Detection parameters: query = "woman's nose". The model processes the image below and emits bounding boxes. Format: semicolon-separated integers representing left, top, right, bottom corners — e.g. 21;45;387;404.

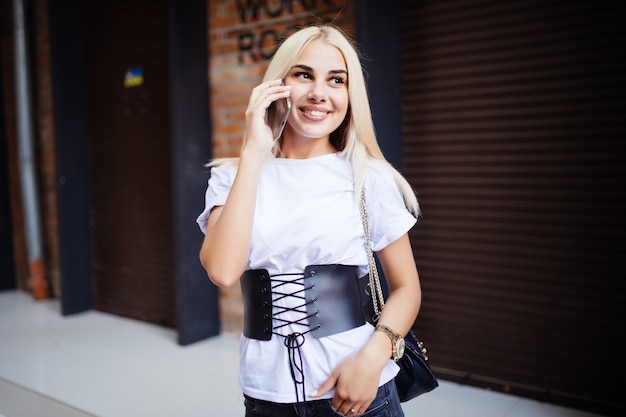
307;81;327;102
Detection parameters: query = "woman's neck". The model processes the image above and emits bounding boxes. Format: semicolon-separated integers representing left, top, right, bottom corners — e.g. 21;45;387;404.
279;137;337;159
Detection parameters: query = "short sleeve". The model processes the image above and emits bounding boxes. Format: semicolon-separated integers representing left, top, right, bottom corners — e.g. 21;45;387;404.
196;163;237;234
363;163;417;251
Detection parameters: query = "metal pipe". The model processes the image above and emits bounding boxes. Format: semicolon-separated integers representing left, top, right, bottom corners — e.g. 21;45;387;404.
12;0;49;299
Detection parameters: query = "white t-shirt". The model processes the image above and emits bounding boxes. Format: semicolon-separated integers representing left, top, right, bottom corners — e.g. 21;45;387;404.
196;152;417;403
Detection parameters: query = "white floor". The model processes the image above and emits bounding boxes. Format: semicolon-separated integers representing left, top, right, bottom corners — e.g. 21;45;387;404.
0;289;607;417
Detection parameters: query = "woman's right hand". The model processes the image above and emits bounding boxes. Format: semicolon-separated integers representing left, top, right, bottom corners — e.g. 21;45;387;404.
242;79;291;157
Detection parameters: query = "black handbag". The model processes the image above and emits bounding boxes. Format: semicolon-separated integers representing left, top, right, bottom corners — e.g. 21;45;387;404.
359;191;439;402
395;330;439;401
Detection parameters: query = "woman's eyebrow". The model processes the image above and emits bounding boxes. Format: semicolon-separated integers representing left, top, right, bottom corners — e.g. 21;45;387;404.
292;64;313;71
291;64;348;75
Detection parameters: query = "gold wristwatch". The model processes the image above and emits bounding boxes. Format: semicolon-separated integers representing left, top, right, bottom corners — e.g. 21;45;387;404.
375;324;405;362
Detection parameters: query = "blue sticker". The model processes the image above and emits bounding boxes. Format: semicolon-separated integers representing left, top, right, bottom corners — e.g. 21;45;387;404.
124;67;144;87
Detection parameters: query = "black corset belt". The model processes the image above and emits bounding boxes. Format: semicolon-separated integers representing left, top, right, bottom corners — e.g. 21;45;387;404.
240;264;371;404
240;264;369;341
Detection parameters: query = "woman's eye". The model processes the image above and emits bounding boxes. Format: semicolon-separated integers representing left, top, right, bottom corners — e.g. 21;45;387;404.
329;76;345;85
294;71;312;80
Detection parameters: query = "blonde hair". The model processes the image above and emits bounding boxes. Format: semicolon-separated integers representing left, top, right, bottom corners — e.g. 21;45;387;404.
212;24;419;215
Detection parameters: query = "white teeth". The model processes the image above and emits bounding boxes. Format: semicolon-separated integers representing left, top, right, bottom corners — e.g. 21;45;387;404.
305;110;327;117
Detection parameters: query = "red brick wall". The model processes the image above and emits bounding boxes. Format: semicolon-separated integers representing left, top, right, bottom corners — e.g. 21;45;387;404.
1;0;59;296
207;0;354;334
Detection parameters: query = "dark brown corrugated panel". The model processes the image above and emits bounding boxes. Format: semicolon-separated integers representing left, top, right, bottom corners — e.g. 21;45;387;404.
401;0;625;415
84;0;175;327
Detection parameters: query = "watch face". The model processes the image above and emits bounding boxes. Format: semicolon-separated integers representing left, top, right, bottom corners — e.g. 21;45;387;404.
396;339;406;359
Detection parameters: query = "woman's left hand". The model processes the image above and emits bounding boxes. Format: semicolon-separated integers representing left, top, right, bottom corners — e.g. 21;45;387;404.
312;234;421;415
311;345;388;416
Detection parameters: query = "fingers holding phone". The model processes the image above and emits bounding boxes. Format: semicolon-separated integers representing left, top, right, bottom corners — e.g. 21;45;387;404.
244;79;291;153
267;86;292;141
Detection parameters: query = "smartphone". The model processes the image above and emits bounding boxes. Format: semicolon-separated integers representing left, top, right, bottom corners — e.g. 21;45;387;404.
267;83;291;141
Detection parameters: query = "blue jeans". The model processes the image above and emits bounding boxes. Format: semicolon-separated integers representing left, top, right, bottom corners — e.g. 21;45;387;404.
243;379;404;417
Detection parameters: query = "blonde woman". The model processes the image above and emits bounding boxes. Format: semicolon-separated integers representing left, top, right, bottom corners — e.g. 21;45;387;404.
198;24;421;417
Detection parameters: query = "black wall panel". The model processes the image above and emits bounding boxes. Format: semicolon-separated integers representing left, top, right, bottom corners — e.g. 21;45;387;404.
401;1;625;415
84;0;175;327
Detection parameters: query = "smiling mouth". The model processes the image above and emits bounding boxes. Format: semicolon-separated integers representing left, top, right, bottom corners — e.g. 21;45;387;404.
302;109;330;117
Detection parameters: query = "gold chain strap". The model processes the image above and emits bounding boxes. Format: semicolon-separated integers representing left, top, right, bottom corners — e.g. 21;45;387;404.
359;190;386;320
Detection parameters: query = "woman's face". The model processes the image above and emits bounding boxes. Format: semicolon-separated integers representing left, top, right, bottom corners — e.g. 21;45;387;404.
283;39;349;144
